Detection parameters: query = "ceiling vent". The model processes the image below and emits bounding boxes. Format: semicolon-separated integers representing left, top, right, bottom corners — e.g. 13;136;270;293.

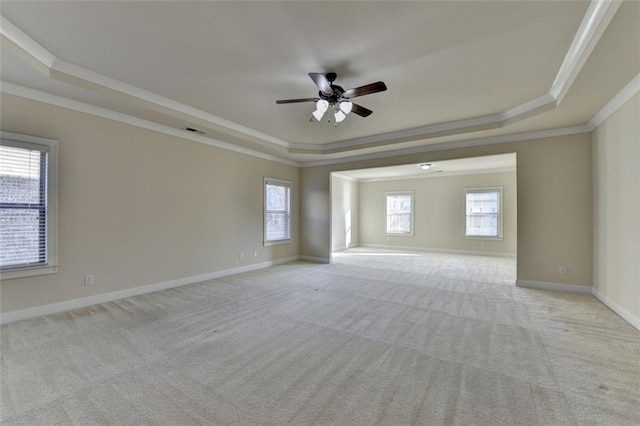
184;127;206;135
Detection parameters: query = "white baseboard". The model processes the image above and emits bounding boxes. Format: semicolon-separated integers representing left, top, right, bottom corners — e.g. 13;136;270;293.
591;288;640;332
299;256;331;264
0;256;299;324
332;244;359;253
361;243;517;258
516;279;592;294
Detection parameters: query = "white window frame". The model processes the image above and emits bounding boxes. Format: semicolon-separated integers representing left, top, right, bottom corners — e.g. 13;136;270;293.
264;177;292;246
385;191;414;236
464;186;503;240
0;131;58;280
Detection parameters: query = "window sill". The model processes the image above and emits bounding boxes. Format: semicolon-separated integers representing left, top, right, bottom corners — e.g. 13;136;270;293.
264;239;291;247
386;233;414;237
0;265;58;280
464;236;503;241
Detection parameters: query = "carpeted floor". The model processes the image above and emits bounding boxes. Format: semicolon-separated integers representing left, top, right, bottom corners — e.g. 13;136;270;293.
1;248;639;425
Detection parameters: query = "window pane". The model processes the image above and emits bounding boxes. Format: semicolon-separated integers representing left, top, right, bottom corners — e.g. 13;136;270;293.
266;212;289;241
265;180;291;242
466;214;498;236
0;145;48;268
386;193;412;234
0;209;43;266
266;184;286;210
465;189;501;237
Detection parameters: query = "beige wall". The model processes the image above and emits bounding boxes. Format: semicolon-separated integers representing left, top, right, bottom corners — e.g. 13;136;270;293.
302;132;592;286
0;94;300;313
0;92;600;315
592;92;639;323
358;172;517;256
331;175;359;251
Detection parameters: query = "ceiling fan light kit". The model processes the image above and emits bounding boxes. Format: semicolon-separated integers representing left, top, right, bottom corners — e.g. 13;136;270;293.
276;72;387;125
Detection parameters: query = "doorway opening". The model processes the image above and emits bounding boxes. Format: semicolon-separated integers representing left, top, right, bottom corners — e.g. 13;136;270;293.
330;153;517;285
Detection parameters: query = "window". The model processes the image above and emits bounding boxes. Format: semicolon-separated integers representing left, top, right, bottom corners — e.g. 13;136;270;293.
264;178;291;244
386;191;414;235
1;132;58;279
465;187;502;239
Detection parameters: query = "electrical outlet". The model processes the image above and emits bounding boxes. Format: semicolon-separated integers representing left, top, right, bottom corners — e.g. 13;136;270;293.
559;266;567;275
84;274;94;285
239;252;244;260
253;251;258;258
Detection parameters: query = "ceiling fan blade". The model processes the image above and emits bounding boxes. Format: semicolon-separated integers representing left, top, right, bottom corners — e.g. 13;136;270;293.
351;103;373;117
343;81;387;99
309;73;334;95
275;98;319;104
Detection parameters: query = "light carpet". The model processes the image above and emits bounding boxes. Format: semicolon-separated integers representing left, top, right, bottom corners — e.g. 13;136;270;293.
1;248;639;425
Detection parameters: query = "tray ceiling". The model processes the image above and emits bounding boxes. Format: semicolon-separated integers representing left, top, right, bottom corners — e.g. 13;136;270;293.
0;1;638;164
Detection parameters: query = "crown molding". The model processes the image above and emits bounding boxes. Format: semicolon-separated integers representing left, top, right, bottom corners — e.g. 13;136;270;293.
0;16;55;68
292;0;618;155
301;125;591;168
331;172;359;182
550;0;623;104
0;82;300;167
353;167;517;183
0;15;292;151
589;72;640;129
0;0;625;162
5;74;635;170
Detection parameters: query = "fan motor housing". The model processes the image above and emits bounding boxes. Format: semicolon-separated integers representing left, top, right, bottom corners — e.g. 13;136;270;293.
319;85;345;105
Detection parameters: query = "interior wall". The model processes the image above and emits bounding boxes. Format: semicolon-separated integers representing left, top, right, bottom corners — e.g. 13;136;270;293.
331;175;359;251
358;171;517;256
592;91;639;325
0;94;300;314
301;132;592;286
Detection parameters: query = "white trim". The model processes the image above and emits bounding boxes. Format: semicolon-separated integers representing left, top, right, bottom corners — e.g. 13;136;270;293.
0;14;291;150
315;113;504;154
264;177;293;245
500;94;556;123
549;0;623;104
1;82;299;167
354;167;516;183
299;256;331;264
591;288;640;332
589;73;640;129
464;187;503;240
50;59;290;149
360;244;516;258
281;0;622;157
0;256;299;324
302;125;591;168
0;16;56;68
385;191;415;236
0;2;622;162
516;279;592;294
0;131;59;280
331;172;358;182
0;265;58;280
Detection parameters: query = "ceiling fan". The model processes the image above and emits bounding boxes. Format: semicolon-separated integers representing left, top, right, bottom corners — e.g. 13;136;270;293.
276;72;387;124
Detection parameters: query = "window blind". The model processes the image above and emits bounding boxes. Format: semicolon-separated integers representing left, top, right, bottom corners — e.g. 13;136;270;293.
0;144;49;269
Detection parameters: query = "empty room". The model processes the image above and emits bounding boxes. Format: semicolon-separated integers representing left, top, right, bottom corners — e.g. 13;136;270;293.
1;1;638;425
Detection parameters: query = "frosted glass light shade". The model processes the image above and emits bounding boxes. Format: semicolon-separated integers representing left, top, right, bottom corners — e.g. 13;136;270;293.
339;101;353;114
312;109;326;121
334;110;346;123
316;99;329;112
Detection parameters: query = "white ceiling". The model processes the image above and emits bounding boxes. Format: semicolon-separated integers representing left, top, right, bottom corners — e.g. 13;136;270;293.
0;1;638;164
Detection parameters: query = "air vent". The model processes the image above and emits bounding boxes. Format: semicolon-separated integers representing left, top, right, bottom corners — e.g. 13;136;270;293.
184;127;206;135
